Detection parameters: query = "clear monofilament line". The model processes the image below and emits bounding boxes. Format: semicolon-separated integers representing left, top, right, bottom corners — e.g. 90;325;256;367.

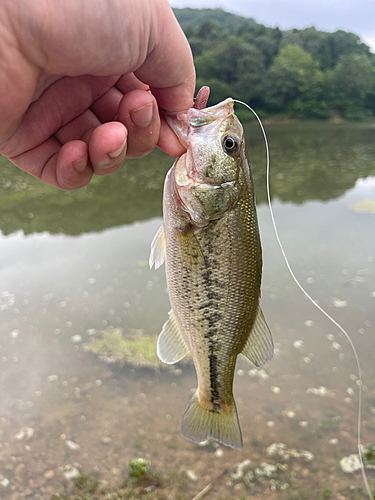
233;99;372;500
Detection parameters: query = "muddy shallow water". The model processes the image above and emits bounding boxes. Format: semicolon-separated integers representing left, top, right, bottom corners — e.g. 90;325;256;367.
0;122;374;499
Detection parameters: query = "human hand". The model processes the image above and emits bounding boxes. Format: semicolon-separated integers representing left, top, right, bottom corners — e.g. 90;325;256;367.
0;0;195;189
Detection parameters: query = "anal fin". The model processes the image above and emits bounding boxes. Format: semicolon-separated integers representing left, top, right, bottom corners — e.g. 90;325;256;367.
241;306;273;367
157;310;189;364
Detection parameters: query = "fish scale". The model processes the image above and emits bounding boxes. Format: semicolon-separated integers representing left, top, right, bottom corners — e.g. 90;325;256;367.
150;92;273;449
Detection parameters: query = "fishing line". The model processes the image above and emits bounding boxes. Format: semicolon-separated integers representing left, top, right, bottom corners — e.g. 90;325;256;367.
233;98;372;500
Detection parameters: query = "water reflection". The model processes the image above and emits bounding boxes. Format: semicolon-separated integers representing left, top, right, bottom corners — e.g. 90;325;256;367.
0;123;374;499
0;123;374;236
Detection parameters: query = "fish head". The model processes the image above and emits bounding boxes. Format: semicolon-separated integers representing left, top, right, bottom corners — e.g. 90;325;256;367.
165;99;249;226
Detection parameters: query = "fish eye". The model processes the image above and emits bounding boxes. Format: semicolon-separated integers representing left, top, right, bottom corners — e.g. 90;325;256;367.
222;134;239;155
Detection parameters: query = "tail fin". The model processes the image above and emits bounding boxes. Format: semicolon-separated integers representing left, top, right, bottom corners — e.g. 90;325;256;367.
181;392;243;450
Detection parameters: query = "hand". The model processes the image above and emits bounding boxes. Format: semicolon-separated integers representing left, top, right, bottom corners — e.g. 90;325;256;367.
0;0;195;189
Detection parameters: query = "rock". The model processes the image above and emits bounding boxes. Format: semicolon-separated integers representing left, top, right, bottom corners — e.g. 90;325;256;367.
10;330;20;339
306;386;334;397
65;440;81;451
186;470;197;481
71;335;83;343
332;298;348;308
64;467;80;480
47;375;59;382
293;340;304;349
25;428;34;441
101;436;112;445
15;464;25;475
215;448;224;457
244;461;289;490
231;459;252;480
15;431;25;441
21;488;33;497
44;470;55;479
267;442;314;461
340;454;362;473
0;477;9;487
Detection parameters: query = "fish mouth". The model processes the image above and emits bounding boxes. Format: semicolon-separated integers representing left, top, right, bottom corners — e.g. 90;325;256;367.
163;98;235;148
187;98;234;128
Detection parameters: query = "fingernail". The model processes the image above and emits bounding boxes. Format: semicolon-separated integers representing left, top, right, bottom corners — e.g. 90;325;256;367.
73;153;88;172
109;138;127;159
131;102;153;128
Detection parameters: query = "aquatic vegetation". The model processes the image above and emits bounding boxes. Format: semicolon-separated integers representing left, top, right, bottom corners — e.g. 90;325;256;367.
365;445;375;466
128;458;149;479
74;472;100;493
350;199;375;214
243;461;289;491
84;328;162;368
50;459;189;500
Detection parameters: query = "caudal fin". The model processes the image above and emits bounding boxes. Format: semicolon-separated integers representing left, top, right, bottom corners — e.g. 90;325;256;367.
181;392;243;450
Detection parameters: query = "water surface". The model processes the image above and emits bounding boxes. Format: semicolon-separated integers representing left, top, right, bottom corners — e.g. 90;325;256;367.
0;122;374;499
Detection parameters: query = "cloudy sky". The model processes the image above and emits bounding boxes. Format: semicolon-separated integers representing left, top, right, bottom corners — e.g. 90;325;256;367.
170;0;375;51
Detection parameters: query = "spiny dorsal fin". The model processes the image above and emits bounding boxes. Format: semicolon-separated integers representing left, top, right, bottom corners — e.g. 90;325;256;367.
157;310;189;364
241;306;273;367
149;225;166;270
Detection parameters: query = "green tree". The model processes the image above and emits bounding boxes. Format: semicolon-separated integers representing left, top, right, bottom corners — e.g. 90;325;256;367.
266;44;328;116
195;36;266;105
332;53;375;118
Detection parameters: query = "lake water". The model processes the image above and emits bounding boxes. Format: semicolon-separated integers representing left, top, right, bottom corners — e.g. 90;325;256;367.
0;122;374;499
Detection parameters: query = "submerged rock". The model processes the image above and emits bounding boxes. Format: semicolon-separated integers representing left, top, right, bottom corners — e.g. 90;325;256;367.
231;459;252;481
341;445;375;473
267;442;314;461
244;461;288;490
307;386;335;397
0;477;9;487
84;327;190;369
84;328;160;368
65;440;81;451
186;470;197;481
64;467;80;480
340;454;362;473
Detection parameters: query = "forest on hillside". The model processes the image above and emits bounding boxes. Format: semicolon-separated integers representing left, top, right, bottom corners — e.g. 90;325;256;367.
173;8;375;120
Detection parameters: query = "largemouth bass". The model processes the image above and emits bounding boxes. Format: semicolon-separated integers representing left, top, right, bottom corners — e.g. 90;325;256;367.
149;93;273;450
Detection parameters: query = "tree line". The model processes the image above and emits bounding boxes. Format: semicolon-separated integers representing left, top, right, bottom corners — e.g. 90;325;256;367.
174;8;375;120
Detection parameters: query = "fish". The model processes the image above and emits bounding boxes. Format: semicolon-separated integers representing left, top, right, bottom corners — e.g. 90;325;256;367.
149;90;273;450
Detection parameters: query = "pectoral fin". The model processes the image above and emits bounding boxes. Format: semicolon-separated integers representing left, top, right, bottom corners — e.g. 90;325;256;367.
157;310;189;364
241;307;273;367
175;228;204;266
149;225;166;270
